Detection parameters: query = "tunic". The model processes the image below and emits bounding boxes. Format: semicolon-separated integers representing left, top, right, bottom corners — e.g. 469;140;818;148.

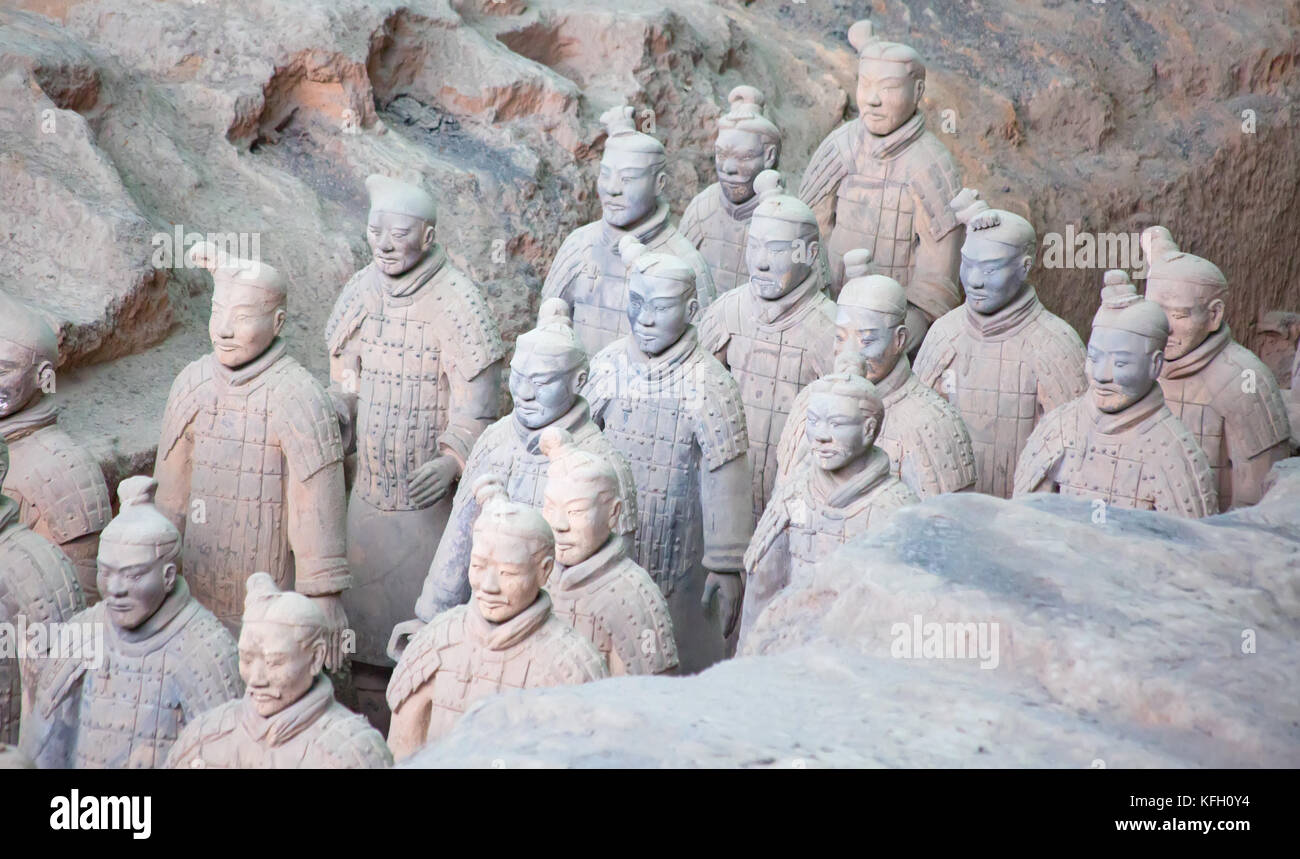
679;182;760;295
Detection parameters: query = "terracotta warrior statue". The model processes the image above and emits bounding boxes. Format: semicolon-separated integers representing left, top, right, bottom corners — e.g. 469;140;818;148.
775;249;978;497
538;427;678;676
798;20;963;350
680;85;782;294
0;437;84;745
325;175;505;720
1141;227;1291;510
166;574;392;769
22;477;242;768
742;354;918;642
542;104;716;355
0;293;111;602
914;189;1088;498
698;170;838;519
387;477;608;760
1014;272;1219;517
584;236;753;673
400;298;638;650
155;242;350;668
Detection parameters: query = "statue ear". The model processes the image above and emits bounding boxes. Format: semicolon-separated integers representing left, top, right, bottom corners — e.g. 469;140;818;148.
162;562;178;594
1207;296;1227;331
309;637;328;677
862;416;879;446
536;554;554;588
686;296;700;322
804;239;821;266
36;360;56;395
607;498;623;533
1020;253;1034;278
913;78;926;105
421;222;436;251
572;367;589;394
272;307;287;337
762;144;778;170
654;169;667;197
1150;349;1166;379
892;324;909;355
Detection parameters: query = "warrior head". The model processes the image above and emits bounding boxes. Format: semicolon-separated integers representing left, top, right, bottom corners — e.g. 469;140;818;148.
364;174;438;277
715;85;781;205
746;170;821;300
1088;270;1170;414
804;352;885;474
951;188;1037;317
599;105;667;229
1140;226;1229;361
97;476;181;632
189;240;287;370
849;20;926;137
0;293;58;418
539;427;623;568
835;249;909;382
469;475;556;623
512;299;588;430
239;572;329;717
621;236;698;356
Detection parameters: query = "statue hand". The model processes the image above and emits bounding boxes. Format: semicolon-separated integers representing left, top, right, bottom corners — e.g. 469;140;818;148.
308;594;349;672
408;455;458;508
701;571;745;639
387;619;426;663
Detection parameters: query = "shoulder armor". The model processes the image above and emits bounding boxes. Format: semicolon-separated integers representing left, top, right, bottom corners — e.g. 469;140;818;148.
796;121;857;208
534;618;610;684
891;383;979;495
695;289;742;355
0;526;83;627
1145;414;1219;518
169;606;244;719
913;308;964;391
688;352;750;470
1208;343;1292;458
429;264;508;379
164;700;240;768
1028;312;1088;412
541;223;601;301
387;607;464;711
581;341;626;423
743;479;795;574
5;427;111;544
311;706;394;768
325;267;373;357
158;356;214;462
1012;399;1074;497
594;560;679;675
907;132;964;241
677;188;712;247
267;358;345;481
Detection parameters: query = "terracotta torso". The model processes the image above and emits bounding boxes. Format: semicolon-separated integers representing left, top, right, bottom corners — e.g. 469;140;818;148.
166;677;392;769
1014;386;1218;518
679;183;760;295
388;594;608;747
548;535;678;676
776;356;978;498
416;398;639;619
23;581;241;768
914;288;1088;498
0;499;83;744
0;399;111;598
798;115;963;314
1158;326;1291;510
698;275;838;517
542;201;718;356
157;340;346;629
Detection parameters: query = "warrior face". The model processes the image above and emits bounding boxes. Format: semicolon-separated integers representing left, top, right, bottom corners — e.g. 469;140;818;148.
746;215;818;301
599;150;665;229
367;209;435;277
468;529;553;624
542;474;621;568
1087;326;1164;414
834;307;908;383
806;390;879;473
1144;280;1225;361
509;344;586;430
857;58;922;137
96;542;176;632
959;234;1032;317
627;271;697;357
239;621;324;718
209;280;285;369
0;338;50;419
715;128;776;206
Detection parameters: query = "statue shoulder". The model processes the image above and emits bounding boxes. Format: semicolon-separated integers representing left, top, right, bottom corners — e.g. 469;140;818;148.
906;131;963;239
687;349;750;470
542;222;602;299
6;426;111;542
532;616;609;684
267;357;345;479
1012;398;1076;497
309;703;395;768
428;263;508;376
169;604;243;714
325;266;376;356
159;356;215;459
595;559;678;675
1145;411;1219;517
164;700;241;768
387;606;467;711
1207;342;1291;456
797;120;859;204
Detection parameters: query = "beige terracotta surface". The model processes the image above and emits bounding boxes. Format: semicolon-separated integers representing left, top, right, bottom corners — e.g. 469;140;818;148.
328;174;505;670
0;436;84;745
1015;271;1218;517
1142;227;1292;510
155;243;351;673
776;249;977;498
0;292;110;602
386;476;606;761
166;573;392;769
539;426;678;677
914;189;1088;498
584;236;752;674
20;476;241;768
